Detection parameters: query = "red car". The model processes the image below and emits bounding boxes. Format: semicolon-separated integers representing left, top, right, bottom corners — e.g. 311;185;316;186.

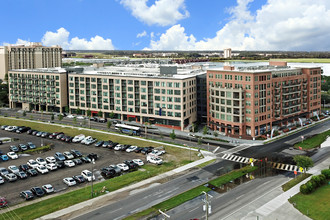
0;197;8;207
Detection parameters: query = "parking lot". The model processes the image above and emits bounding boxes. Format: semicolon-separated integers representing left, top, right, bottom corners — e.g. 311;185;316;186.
0;129;146;205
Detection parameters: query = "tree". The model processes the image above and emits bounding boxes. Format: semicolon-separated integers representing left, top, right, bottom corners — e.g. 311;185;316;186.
51;114;54;121
170;129;176;140
97;111;103;117
4;73;8;82
109;111;115;119
65;106;70;113
22;111;26;117
293;155;314;173
73;117;77;125
76;107;81;115
86;109;91;117
214;131;219;138
198;138;202;146
58;114;63;121
203;126;209;135
107;121;112;130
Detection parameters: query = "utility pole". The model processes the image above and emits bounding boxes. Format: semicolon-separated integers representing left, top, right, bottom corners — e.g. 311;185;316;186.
202;191;213;220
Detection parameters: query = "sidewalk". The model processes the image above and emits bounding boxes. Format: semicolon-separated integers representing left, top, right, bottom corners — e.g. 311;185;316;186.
37;151;216;220
242;156;330;220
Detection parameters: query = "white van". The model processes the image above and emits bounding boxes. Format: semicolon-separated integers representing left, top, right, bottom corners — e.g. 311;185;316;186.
72;134;85;143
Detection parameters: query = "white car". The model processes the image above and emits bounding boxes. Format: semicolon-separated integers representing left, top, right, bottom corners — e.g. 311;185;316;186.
126;146;138;152
5;126;13;131
63;177;77;186
36;157;47;166
72;134;85;143
27;159;39;169
7;152;18;160
66;114;75;119
149;149;166;156
0;176;4;184
81;170;95;182
147;156;163;165
63;151;74;159
114;144;122;151
42;184;54;193
45;163;57;171
117;163;129;171
36;165;49;174
64;160;75;167
81;136;93;144
8;165;19;174
132;159;144;166
45;156;56;163
76;115;86;120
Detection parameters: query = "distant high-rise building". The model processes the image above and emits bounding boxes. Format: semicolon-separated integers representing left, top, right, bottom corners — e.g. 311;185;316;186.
0;42;62;79
224;48;232;58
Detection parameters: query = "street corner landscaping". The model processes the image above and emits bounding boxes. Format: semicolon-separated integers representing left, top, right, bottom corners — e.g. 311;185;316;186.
294;129;330;150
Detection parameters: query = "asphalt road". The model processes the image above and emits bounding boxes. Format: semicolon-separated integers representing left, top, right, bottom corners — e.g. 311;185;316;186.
72;119;330;220
0;129;146;205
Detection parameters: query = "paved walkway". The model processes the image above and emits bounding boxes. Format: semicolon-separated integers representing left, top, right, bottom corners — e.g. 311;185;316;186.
242;156;330;220
37;151;216;220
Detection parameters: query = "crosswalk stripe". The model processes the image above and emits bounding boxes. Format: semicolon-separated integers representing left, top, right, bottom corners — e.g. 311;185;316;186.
232;156;238;161
284;164;289;170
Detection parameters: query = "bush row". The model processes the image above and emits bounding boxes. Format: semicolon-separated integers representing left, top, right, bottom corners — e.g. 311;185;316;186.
300;169;330;194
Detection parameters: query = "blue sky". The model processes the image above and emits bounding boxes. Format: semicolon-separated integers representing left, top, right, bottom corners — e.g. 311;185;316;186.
1;0;330;51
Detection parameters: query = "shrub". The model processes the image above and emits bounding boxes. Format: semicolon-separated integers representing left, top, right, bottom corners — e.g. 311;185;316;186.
311;176;321;187
318;174;326;185
321;169;330;179
305;181;315;193
300;184;309;194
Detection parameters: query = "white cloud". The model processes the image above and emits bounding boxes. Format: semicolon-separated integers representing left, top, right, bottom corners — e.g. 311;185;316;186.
146;0;330;51
137;31;147;38
120;0;189;26
41;27;114;50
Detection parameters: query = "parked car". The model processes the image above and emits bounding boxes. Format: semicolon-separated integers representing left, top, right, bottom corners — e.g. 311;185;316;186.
109;142;118;149
64;160;75;167
36;131;43;137
98;118;107;123
121;145;130;151
149;149;166;156
70;149;82;158
134;147;143;153
81;170;95;182
84;138;97;145
20;190;34;200
41;132;50;138
19;164;30;172
16;126;31;133
0;176;4;184
27;129;36;135
0;167;10;177
66;114;75;119
36;157;47;166
26;169;38;177
45;163;57;171
141;147;154;155
87;153;98;161
31;187;45;197
36;165;49;174
81;156;91;163
5;173;17;182
45;156;56;163
1;125;8;130
42;184;54;194
27;142;36;149
0;197;7;207
0;155;9;161
56;133;65;140
126;145;138;152
9;145;19;153
8;165;20;174
54;152;66;161
76;115;86;120
102;141;111;148
18;144;28;151
56;161;65;169
132;159;144;166
63;177;76;186
147;156;163;165
7;152;18;160
27;159;39;169
32;130;39;135
114;144;123;151
116;163;129;171
81;136;94;145
109;165;122;176
72;175;86;183
16;171;28;179
100;167;116;178
63;151;74;160
64;136;73;142
72;134;85;143
124;160;138;171
73;158;83;165
95;140;104;147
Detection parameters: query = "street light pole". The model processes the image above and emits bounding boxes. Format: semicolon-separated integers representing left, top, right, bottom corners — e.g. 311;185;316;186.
91;159;95;198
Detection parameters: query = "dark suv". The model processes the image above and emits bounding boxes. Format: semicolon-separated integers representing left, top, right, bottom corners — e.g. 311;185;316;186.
124;160;138;171
100;167;116;178
16;126;31;134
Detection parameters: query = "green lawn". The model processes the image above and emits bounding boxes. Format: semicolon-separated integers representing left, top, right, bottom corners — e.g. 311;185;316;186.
282;173;312;191
289;184;330;220
294;129;330;150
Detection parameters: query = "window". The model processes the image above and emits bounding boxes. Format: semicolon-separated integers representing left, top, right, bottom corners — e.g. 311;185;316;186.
153;81;159;86
174;105;181;110
174;90;181;95
167;82;173;87
141;88;146;93
255;76;258;81
174;82;180;88
155;96;160;101
174;97;181;102
154;89;160;94
167;89;173;95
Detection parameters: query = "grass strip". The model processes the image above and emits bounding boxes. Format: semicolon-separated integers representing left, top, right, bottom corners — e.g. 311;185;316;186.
209;166;258;187
289;184;330;220
124;185;211;220
196;159;216;168
294;129;330;149
281;173;312;192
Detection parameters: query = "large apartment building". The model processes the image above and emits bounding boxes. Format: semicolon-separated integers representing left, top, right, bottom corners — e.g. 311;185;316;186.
8;68;68;112
0;42;62;79
9;65;203;131
207;61;322;139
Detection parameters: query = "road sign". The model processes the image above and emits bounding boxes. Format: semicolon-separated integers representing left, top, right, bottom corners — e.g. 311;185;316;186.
299;167;304;172
249;158;253;163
